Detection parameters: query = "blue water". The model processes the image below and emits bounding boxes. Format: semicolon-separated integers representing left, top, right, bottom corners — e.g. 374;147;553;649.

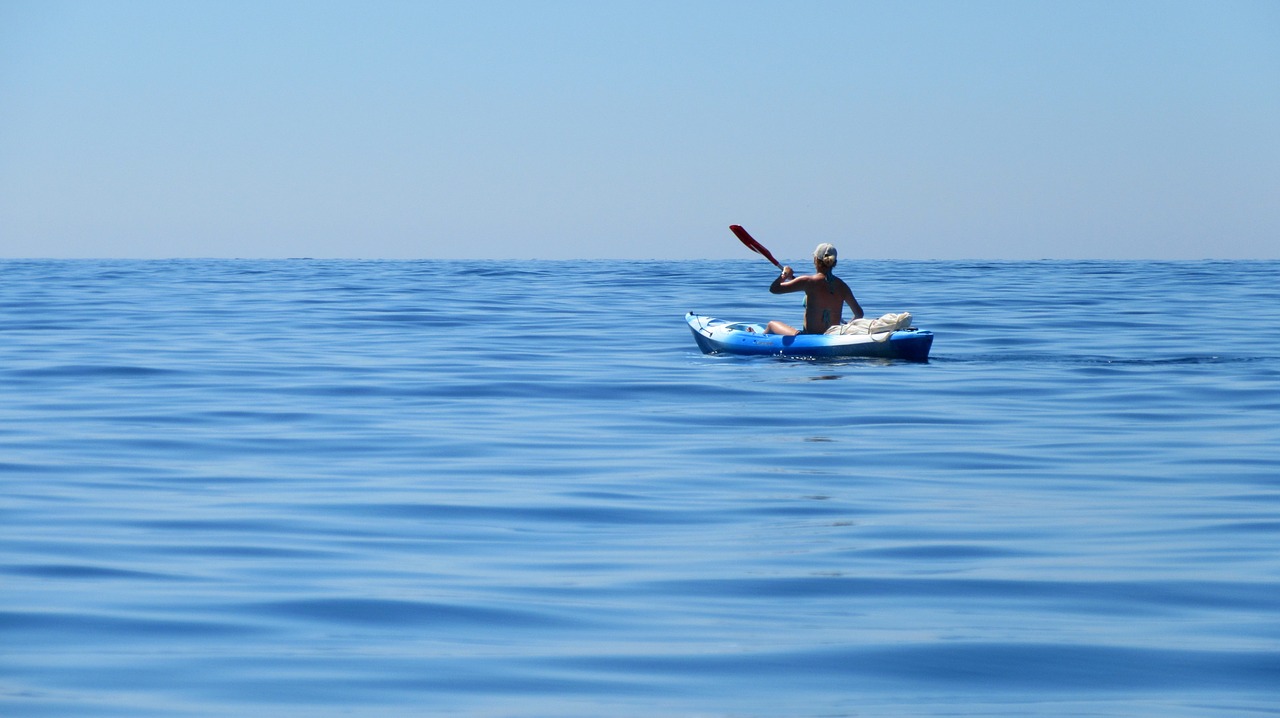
2;259;1278;717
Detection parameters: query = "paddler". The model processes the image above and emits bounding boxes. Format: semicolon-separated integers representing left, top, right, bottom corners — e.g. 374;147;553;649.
765;243;864;335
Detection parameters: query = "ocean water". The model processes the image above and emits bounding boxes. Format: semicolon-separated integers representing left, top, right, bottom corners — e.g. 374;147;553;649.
1;258;1278;717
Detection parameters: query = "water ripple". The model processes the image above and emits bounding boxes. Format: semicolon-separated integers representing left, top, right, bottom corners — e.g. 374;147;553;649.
1;259;1277;717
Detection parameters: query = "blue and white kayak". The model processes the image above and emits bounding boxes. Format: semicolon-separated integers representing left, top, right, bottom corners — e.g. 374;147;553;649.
686;312;933;361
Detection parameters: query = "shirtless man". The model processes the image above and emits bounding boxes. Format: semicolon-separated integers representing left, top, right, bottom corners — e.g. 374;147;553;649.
765;243;863;335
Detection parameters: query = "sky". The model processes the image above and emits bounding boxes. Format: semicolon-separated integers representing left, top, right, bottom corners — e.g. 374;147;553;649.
1;0;1277;260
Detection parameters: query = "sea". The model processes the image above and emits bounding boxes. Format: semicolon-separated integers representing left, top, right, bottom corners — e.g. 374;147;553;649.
1;258;1278;717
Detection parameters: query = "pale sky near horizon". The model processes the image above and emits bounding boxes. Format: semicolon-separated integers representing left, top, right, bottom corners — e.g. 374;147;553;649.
2;0;1277;260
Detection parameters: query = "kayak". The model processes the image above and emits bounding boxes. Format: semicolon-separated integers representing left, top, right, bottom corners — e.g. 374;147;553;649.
686;312;933;361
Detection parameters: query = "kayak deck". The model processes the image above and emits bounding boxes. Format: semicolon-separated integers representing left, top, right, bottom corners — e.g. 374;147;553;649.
686;312;933;361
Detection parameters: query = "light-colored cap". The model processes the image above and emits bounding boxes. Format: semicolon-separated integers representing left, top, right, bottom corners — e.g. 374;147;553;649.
813;243;837;261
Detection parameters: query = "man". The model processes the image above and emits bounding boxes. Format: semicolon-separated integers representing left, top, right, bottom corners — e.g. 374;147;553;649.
765;243;863;335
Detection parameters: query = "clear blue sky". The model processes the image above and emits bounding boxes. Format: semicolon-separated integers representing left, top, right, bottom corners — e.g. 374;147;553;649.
2;0;1277;259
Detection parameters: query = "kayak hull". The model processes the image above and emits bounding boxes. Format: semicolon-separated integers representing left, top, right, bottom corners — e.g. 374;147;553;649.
686;312;933;361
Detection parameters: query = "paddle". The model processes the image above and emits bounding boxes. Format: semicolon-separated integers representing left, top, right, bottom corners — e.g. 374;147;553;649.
729;225;783;270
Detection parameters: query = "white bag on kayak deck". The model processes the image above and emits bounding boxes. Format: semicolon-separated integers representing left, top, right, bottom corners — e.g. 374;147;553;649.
824;312;913;337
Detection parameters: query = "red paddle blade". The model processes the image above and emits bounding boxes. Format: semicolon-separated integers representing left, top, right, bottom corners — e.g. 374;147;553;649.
729;224;782;268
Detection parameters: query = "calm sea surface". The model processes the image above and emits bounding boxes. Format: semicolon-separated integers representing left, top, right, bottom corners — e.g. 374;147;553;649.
2;259;1278;717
